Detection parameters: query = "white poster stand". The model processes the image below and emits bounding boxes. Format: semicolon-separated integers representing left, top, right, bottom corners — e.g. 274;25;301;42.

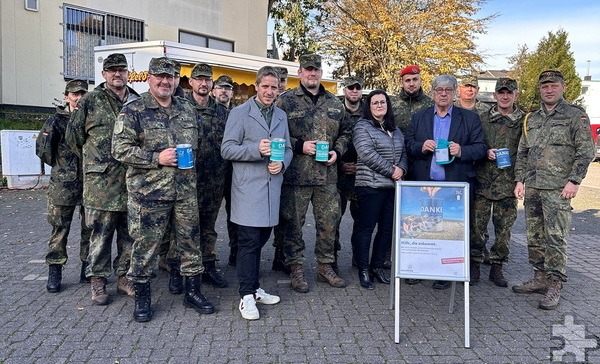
389;181;470;348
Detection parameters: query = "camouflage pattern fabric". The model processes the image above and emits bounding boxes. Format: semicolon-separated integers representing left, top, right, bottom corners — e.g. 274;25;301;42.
470;196;517;264
390;88;434;134
84;208;131;277
46;203;90;265
454;99;491;116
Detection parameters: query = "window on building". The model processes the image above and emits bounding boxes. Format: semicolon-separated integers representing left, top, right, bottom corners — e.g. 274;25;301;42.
179;30;234;52
63;5;144;82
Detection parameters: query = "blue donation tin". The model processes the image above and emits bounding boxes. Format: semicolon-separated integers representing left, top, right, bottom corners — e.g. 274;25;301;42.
315;140;329;162
495;148;511;169
176;144;194;169
270;138;286;162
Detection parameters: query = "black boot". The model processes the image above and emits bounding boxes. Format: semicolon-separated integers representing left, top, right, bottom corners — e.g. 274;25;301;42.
202;261;228;288
470;261;481;286
271;246;291;274
79;261;90;283
369;267;390;284
46;264;62;293
133;282;152;322
168;262;183;295
183;275;215;314
489;263;508;287
358;269;373;290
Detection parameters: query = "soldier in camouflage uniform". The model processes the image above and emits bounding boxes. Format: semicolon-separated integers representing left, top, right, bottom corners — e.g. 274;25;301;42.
512;70;595;310
112;57;215;322
276;54;352;293
36;79;91;293
455;76;491;115
66;53;138;305
470;78;524;287
212;74;234;109
186;63;229;288
390;65;434;134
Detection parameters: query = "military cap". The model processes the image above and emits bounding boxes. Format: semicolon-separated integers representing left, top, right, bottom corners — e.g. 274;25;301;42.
343;76;364;88
103;53;128;70
400;65;421;78
215;75;234;88
495;77;518;92
191;63;213;78
148;57;176;76
539;69;564;83
171;59;181;75
459;75;478;87
299;54;322;69
65;79;88;94
274;66;288;79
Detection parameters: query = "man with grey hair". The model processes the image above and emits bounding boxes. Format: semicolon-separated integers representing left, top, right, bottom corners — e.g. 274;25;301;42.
405;74;486;290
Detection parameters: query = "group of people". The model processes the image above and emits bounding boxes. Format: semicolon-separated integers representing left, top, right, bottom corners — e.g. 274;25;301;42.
37;51;594;324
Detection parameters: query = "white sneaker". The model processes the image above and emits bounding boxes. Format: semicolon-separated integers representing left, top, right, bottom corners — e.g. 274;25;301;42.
239;294;259;320
255;288;280;305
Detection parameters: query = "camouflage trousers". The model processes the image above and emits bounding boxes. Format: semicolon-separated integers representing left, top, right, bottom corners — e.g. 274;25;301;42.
335;189;359;254
524;187;571;282
157;215;180;264
197;181;226;263
127;196;204;284
281;184;340;265
84;208;131;278
470;195;517;264
45;202;91;265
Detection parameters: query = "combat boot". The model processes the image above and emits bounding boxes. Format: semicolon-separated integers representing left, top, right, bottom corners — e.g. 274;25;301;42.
469;261;480;286
512;270;549;294
183;275;215;314
271;246;290;274
539;275;563;310
90;277;109;305
289;264;309;293
489;264;508;287
79;261;90;283
202;261;228;288
46;264;62;293
317;263;347;288
133;282;152;322
168;262;183;294
117;275;135;296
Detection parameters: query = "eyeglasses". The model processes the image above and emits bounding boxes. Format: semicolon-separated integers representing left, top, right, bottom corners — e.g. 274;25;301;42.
371;100;387;106
434;88;454;94
214;85;233;91
347;85;362;91
105;68;128;74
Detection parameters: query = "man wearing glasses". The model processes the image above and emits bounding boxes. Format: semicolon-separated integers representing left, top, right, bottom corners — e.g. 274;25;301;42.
391;65;434;134
67;53;139;305
405;74;486;290
455;75;490;115
212;75;235;109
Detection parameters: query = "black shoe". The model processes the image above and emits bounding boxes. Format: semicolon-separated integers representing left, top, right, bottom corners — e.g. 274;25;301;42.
432;280;451;290
405;279;421;285
46;264;62;293
358;269;373;289
202;261;228;288
470;261;480;286
369;268;390;284
79;261;90;283
228;248;237;267
183;275;215;314
168;263;183;295
382;260;392;270
133;282;153;322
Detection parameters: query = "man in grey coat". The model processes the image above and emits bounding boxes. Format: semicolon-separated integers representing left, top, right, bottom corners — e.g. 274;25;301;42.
221;66;293;320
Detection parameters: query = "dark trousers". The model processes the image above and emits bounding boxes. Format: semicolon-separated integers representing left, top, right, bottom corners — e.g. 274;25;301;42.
353;186;394;270
237;225;273;297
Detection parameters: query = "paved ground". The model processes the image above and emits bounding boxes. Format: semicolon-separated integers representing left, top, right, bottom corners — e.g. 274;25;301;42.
0;163;599;364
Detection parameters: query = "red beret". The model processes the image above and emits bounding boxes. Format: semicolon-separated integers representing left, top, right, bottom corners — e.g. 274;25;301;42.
400;65;421;78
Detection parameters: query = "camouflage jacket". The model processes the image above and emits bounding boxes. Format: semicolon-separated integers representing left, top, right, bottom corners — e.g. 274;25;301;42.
515;99;595;189
36;105;82;206
66;82;139;211
391;88;434;134
112;92;198;202
276;85;352;186
184;94;230;189
454;99;491;116
337;101;363;198
474;104;524;200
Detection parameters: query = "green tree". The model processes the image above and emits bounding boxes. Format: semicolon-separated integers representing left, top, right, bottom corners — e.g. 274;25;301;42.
509;29;581;111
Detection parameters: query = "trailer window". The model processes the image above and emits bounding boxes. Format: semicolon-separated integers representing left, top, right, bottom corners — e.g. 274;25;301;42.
179;30;234;52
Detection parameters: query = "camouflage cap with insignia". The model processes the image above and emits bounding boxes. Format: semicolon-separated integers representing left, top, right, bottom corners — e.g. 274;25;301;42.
215;75;234;88
274;66;288;79
299;54;322;69
343;76;364;88
495;77;518;92
103;53;128;70
148;57;176;76
539;69;564;83
459;75;479;87
191;63;213;78
171;59;181;75
65;79;88;94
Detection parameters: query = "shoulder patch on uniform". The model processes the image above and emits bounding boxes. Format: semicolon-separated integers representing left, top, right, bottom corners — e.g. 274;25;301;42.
114;119;124;134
